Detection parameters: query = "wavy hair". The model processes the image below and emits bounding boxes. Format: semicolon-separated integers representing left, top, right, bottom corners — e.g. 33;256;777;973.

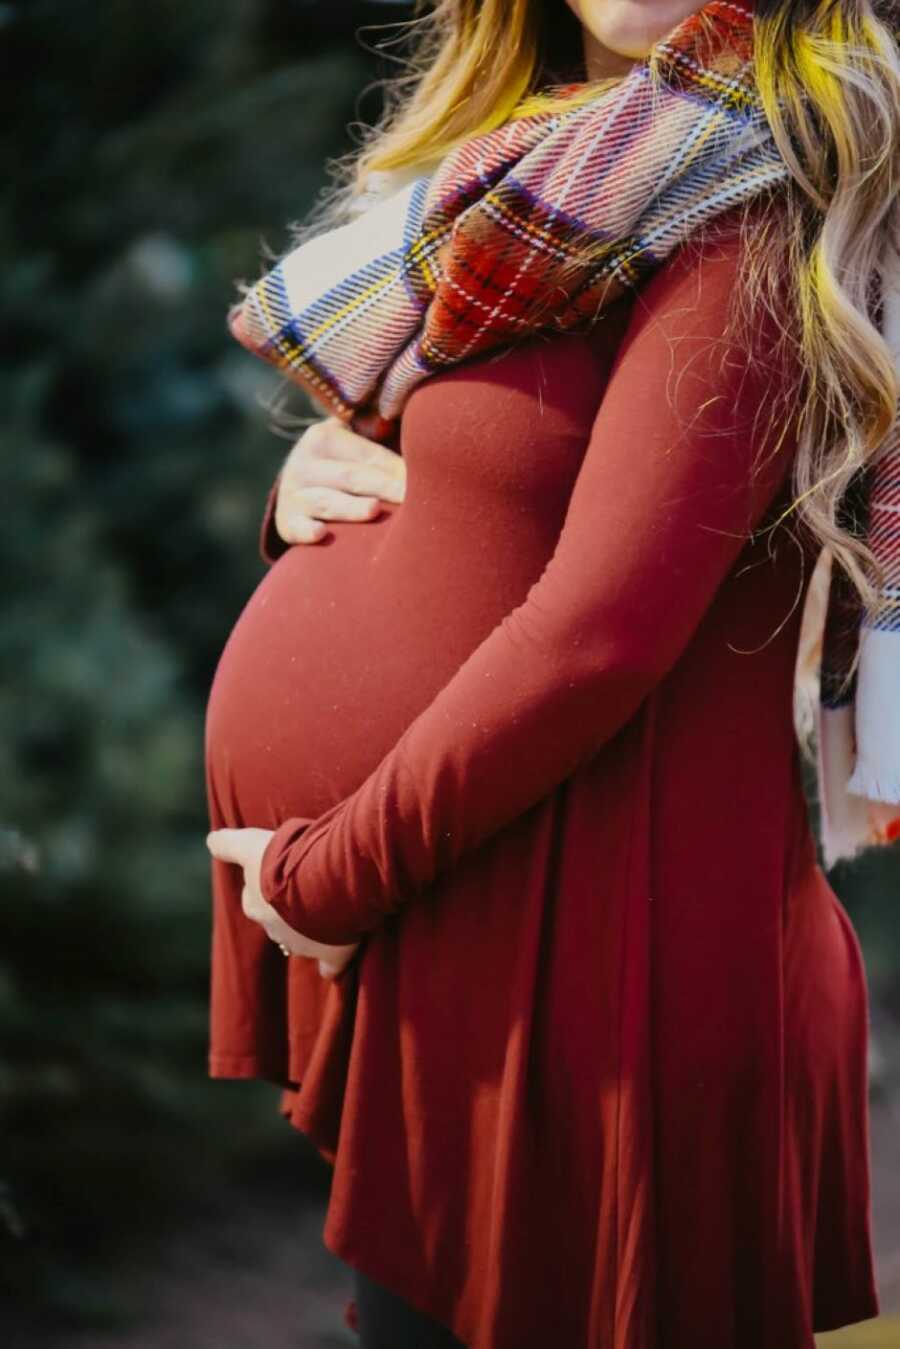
262;0;899;719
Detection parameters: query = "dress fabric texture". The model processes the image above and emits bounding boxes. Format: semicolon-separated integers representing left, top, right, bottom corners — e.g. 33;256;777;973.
205;211;880;1348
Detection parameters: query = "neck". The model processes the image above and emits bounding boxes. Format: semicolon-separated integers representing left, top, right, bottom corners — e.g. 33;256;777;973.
580;30;638;80
578;0;710;80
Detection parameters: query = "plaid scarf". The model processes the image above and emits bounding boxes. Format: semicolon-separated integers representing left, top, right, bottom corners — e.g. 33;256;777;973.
228;0;900;866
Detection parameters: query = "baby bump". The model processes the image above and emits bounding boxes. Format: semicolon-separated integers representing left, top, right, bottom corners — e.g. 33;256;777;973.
207;528;407;829
204;508;546;831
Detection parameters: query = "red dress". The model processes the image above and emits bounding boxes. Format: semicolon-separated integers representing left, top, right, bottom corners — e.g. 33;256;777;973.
205;205;880;1348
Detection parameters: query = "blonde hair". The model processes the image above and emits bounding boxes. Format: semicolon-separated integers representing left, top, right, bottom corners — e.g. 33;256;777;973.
266;0;899;711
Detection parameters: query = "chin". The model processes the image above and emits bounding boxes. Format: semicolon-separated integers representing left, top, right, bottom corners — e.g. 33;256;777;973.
567;0;686;62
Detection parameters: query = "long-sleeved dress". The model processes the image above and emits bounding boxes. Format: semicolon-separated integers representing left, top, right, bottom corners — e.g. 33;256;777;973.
204;201;881;1348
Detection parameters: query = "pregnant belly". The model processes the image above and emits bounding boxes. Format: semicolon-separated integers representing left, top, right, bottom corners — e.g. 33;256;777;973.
204;507;545;830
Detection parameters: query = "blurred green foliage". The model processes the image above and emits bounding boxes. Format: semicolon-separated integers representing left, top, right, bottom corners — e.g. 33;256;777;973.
0;0;399;1329
1;0;897;1335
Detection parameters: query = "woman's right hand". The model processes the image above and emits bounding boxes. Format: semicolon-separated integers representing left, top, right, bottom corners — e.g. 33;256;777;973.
274;415;406;545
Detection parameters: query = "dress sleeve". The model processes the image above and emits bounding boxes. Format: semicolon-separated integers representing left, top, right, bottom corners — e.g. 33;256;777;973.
258;467;289;566
259;223;801;945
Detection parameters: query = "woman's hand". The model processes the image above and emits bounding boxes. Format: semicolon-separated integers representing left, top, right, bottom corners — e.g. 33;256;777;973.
206;827;362;979
274;415;406;545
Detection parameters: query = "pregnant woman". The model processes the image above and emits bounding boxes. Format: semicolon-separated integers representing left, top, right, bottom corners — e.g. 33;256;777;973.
204;1;900;1345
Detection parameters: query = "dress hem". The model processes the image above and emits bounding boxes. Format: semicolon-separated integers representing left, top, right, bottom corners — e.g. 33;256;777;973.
318;1188;883;1349
325;1225;883;1349
811;1291;882;1336
207;1051;295;1089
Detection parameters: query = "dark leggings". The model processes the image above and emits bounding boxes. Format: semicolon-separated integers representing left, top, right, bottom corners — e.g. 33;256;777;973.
352;1267;467;1348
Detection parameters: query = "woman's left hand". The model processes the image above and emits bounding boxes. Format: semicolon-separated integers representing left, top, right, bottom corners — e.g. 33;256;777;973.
206;827;362;978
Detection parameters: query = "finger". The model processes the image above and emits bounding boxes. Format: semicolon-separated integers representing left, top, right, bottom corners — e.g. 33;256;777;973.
315;421;406;480
318;958;354;979
206;829;249;864
284;485;385;525
293;457;405;504
318;945;360;978
241;885;269;927
273;508;330;545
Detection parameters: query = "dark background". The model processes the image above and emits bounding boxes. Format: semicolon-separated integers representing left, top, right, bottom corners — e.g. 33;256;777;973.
2;1;898;1343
